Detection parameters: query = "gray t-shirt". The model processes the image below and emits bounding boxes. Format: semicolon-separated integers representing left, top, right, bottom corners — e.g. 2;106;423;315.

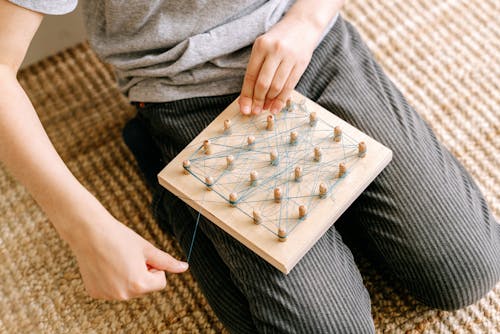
10;0;336;102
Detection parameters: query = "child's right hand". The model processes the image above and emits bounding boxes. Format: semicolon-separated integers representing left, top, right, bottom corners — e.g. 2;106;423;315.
65;206;189;300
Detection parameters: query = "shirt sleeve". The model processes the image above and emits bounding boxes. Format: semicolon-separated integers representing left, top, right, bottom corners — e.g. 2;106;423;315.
8;0;77;15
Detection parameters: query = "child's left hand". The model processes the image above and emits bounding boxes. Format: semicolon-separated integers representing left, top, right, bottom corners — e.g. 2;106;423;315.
238;15;324;115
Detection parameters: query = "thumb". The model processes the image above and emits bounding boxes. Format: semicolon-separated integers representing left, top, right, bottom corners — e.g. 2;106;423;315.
144;244;189;273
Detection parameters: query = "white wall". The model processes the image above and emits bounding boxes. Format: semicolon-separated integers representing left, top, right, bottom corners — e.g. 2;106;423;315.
21;3;86;68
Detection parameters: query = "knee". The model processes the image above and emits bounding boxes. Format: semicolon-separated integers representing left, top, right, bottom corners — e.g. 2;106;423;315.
412;251;500;311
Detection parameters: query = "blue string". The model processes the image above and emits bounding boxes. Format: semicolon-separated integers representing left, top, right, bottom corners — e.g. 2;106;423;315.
186;211;201;263
184;100;362;257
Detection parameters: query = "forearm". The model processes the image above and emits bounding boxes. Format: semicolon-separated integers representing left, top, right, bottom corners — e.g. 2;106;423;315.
0;65;104;242
282;0;344;37
0;0;188;300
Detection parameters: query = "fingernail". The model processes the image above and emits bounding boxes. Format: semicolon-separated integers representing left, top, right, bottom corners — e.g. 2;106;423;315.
271;107;279;114
179;261;189;270
241;105;250;114
252;106;261;114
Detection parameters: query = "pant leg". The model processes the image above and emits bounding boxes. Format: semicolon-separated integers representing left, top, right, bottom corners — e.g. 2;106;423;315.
154;187;259;333
295;15;500;310
123;108;257;333
136;95;375;334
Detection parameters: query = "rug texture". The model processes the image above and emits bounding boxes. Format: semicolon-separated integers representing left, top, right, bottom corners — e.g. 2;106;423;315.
0;0;498;333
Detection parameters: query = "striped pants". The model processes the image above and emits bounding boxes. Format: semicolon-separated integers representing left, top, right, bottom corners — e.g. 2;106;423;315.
125;16;500;333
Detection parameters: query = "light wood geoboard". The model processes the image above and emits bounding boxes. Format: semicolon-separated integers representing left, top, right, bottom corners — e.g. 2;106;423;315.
158;91;392;274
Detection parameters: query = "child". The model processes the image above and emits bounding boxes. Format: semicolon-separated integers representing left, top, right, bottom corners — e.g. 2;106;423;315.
1;1;498;333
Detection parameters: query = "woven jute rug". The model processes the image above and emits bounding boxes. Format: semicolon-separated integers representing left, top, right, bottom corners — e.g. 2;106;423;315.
1;0;498;332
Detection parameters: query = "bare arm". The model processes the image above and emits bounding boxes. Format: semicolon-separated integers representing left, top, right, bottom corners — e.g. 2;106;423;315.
0;0;187;300
239;0;344;115
0;0;95;244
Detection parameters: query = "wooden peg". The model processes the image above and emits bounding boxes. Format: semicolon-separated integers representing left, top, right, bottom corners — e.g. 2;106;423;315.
253;210;262;224
309;112;318;126
182;160;191;175
250;170;259;185
226;155;234;169
274;187;282;203
247;135;255;147
319;183;328;198
358;141;367;158
266;115;274;131
298;205;307;219
314;146;322;162
203;139;212;155
229;192;238;206
290;131;298;145
277;228;287;242
334;126;342;142
205;176;214;190
223;119;231;133
294;166;302;182
338;162;346;178
270;150;279;166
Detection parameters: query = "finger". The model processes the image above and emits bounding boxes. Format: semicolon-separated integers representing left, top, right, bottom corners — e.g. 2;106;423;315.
266;60;294;101
270;65;303;114
263;98;274;111
127;271;166;297
144;245;189;273
269;98;285;115
239;48;265;115
143;270;167;293
239;95;253;115
251;56;281;115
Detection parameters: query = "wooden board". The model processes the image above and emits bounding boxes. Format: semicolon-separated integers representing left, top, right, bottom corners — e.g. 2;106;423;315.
158;91;392;274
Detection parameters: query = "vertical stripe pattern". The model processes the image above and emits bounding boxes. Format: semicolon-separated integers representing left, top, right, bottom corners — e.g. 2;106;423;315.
133;15;500;333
